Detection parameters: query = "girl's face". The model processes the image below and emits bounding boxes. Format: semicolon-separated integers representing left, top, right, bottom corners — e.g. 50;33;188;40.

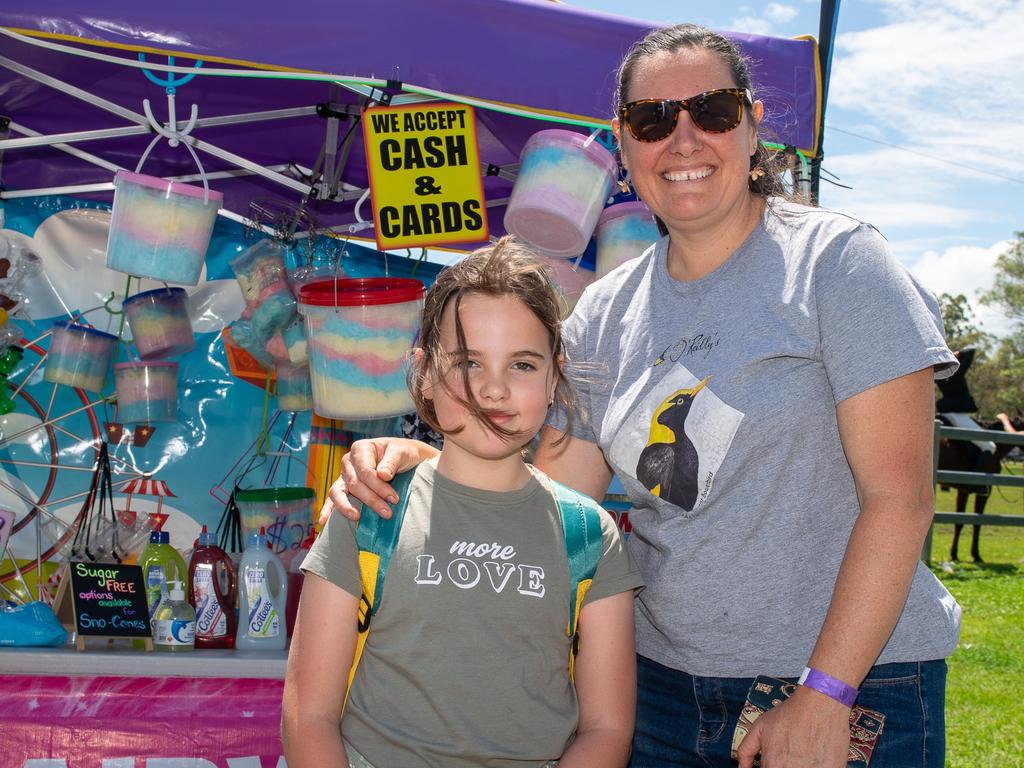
614;47;763;238
423;292;558;466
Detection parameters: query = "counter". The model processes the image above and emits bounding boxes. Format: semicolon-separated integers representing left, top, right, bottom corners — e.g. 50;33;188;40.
0;645;290;767
0;643;287;678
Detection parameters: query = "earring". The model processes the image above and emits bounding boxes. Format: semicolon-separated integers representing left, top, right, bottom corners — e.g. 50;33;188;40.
749;167;766;182
617;168;632;195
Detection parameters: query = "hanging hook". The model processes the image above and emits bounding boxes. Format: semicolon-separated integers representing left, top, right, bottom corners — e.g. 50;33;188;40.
348;188;374;233
138;54;203;148
142;99;199;147
133;54;211;204
102;292;123;316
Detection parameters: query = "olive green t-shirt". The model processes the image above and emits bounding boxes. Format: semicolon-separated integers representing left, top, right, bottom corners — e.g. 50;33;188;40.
302;459;643;767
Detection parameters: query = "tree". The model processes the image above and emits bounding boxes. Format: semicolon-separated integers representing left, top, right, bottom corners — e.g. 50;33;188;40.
980;231;1024;327
971;332;1024;418
937;292;992;352
931;241;1024;420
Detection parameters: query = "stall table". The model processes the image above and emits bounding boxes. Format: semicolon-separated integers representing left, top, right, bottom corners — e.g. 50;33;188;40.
0;645;287;767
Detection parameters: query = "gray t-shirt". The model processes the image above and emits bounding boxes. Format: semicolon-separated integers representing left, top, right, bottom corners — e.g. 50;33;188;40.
548;199;961;678
303;459;643;767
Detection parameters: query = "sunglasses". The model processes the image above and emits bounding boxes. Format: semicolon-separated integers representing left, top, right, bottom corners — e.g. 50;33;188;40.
618;88;752;142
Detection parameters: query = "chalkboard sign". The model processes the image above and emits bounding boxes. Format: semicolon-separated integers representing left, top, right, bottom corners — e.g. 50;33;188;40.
53;561;152;650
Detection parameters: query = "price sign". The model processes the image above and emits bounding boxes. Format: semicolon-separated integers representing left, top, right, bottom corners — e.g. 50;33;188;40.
362;102;488;250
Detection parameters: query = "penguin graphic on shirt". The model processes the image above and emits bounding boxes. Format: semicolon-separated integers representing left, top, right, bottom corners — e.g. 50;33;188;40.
636;377;709;511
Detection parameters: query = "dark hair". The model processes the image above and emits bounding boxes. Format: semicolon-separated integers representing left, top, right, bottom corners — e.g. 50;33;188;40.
409;236;574;445
615;23;789;209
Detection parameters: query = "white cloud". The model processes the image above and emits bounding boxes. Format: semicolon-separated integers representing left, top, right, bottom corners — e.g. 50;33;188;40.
828;0;1024;179
730;3;799;35
819;146;988;232
909;239;1014;337
766;3;799;23
730;15;774;36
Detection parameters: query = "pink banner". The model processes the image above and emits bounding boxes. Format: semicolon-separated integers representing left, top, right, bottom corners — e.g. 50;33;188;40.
0;674;286;767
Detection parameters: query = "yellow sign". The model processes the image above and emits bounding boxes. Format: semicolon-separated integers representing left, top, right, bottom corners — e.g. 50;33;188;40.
362;102;488;250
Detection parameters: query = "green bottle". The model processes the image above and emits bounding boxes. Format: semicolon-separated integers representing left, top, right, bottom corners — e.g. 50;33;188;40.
138;530;189;625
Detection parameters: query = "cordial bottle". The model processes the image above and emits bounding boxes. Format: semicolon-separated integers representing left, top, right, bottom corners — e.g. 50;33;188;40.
188;524;238;649
235;526;288;651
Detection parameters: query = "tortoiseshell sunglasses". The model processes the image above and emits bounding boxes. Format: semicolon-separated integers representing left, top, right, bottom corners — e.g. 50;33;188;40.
618;88;752;142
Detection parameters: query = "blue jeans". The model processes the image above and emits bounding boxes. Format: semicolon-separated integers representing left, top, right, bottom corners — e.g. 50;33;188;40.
630;655;947;767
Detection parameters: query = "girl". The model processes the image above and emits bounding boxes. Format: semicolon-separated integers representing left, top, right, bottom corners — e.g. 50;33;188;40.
282;237;642;768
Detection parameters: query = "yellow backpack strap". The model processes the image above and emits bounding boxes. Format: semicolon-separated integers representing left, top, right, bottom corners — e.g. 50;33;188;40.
344;469;416;710
550;478;604;681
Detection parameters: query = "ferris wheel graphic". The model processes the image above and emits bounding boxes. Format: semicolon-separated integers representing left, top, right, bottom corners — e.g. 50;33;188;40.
0;333;147;601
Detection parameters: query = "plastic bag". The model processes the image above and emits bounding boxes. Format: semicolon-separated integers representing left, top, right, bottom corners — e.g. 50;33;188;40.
0;600;67;646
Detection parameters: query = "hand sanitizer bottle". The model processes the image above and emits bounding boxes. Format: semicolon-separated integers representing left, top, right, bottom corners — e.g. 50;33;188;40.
152;580;196;652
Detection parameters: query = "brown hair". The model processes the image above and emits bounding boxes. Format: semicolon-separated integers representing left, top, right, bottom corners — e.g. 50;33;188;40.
409;236;574;445
615;23;789;210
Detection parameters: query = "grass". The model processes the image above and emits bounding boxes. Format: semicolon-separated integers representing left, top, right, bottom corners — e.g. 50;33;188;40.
928;461;1024;767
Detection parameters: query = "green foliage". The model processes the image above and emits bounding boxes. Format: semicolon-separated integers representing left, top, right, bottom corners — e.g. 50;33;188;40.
937;556;1024;767
972;332;1024;418
937;292;992;352
929;466;1024;766
937;279;1024;419
981;231;1024;327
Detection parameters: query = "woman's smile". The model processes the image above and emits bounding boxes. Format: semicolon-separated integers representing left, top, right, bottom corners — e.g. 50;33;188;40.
662;165;715;182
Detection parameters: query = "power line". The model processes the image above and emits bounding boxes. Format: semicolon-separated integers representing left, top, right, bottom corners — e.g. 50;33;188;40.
825;124;1024;185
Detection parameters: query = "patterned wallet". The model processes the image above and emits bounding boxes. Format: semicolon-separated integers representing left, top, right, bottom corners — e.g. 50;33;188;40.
730;676;886;767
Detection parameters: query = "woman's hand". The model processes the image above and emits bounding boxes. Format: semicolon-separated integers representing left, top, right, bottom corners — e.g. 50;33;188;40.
319;437;438;524
735;686;850;768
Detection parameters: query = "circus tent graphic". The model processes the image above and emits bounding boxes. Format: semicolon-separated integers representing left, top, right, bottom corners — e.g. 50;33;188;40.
117;476;176;529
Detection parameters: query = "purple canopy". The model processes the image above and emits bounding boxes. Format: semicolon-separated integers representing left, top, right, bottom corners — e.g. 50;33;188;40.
0;0;821;249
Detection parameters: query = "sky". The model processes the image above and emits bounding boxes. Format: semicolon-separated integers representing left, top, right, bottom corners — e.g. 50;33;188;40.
567;0;1024;338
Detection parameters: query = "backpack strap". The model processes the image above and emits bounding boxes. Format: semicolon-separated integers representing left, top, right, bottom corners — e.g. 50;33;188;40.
550;478;604;681
346;469;416;709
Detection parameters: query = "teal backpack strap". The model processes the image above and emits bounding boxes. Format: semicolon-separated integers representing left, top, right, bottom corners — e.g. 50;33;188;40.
550;478;604;679
347;469;416;708
354;468;417;629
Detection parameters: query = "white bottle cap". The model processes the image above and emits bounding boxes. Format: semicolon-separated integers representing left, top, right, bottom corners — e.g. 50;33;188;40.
168;580;185;601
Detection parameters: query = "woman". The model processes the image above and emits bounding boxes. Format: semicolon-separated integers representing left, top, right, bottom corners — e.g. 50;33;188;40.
325;24;959;768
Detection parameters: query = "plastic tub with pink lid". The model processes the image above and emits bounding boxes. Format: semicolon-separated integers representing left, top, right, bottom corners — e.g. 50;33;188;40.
504;129;618;257
106;171;222;285
595;201;662;278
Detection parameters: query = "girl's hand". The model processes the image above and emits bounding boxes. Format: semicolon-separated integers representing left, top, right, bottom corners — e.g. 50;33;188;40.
736;686;850;768
319;437;438;523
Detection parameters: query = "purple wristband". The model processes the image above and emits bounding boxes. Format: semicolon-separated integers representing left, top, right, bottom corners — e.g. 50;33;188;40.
798;666;858;708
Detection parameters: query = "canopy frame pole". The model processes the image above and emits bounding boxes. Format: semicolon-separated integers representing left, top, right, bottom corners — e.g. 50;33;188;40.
305;95;364;202
0;124;149;151
337;82;439;108
0;163;302;200
330;125;358;198
317;85;342;201
0;114;8;183
2;120;122;177
323;94;363;200
0;53;313;196
0;106;319;152
0;53;145;124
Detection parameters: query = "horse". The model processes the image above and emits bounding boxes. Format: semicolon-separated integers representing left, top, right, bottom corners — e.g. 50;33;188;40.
936;415;1023;562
